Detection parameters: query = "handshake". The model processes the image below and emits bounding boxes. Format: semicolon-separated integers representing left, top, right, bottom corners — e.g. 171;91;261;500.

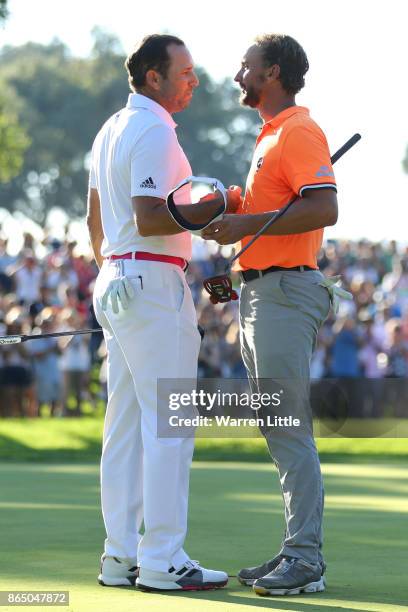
166;175;242;236
199;184;242;214
102;176;242;314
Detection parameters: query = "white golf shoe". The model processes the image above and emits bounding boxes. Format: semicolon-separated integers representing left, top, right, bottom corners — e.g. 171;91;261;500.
136;560;228;591
98;554;139;586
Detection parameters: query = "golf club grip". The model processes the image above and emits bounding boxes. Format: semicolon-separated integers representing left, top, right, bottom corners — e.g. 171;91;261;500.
229;133;361;267
0;336;23;345
331;133;361;164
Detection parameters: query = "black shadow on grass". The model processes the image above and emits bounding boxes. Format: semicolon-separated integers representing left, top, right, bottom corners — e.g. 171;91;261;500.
0;433;101;463
133;586;375;611
1;431;408;463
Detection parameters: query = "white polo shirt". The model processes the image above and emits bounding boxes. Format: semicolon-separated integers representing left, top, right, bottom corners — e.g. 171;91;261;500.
89;93;192;260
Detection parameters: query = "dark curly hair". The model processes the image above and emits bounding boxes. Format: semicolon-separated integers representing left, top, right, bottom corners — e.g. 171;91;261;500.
255;34;309;96
125;34;185;91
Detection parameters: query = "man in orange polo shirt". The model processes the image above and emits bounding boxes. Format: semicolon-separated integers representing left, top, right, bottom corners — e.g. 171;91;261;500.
203;34;338;596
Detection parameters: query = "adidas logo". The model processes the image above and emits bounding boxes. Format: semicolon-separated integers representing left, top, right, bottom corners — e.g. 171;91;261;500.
316;165;334;178
140;177;156;189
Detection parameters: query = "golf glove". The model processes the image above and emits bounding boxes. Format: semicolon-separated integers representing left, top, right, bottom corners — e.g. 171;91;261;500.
101;277;135;314
318;275;353;315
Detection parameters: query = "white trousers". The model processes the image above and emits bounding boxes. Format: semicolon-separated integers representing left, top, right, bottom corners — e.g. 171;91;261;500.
93;259;201;572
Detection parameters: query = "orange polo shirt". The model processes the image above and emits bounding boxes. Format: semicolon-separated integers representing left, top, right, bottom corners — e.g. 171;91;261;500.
237;106;336;271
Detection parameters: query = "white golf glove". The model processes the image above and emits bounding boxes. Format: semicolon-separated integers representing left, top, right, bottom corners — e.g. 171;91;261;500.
101;277;135;314
318;275;353;315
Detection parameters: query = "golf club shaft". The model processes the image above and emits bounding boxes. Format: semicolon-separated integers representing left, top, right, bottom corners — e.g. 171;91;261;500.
228;133;361;270
0;328;103;345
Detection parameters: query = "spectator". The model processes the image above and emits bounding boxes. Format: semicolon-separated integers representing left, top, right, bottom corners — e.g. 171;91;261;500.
330;318;361;378
12;250;43;305
358;317;386;417
26;308;63;416
57;308;91;416
329;317;362;417
384;320;408;417
0;307;36;417
44;256;78;298
0;238;17;294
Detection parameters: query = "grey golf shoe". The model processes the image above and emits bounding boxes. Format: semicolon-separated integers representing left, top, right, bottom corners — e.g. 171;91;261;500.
238;554;326;587
238;554;284;586
252;556;325;596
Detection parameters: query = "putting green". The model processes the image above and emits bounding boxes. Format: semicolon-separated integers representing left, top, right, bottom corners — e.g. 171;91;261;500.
0;461;407;611
1;417;408;463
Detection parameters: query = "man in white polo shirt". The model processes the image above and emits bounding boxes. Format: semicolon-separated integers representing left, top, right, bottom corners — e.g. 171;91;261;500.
87;34;228;592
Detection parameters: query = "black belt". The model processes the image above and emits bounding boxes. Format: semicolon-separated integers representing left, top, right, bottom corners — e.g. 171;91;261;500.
240;265;315;283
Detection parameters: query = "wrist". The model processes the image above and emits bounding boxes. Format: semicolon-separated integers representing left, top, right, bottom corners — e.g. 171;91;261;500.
239;213;261;235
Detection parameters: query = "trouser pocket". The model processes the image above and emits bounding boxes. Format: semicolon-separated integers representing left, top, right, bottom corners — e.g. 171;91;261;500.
279;272;331;327
125;268;186;314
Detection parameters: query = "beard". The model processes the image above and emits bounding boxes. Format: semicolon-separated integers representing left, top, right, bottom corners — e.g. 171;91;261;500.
239;84;261;108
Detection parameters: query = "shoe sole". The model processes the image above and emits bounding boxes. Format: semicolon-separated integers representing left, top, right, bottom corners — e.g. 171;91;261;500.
254;577;325;596
237;576;255;586
98;574;137;587
136;579;228;592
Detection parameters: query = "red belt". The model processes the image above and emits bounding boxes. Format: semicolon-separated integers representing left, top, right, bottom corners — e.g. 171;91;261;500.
108;251;188;270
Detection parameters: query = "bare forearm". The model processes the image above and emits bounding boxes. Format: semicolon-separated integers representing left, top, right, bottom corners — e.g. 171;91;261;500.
86;188;104;268
88;222;104;268
201;189;338;245
135;196;225;237
136;205;184;236
240;195;338;236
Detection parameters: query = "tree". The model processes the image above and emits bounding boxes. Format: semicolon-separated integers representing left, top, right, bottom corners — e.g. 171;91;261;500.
0;95;30;182
0;39;123;222
0;0;8;21
403;147;408;175
0;0;30;185
0;33;259;223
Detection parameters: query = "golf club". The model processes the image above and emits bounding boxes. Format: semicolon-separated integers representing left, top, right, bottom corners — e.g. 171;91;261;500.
0;327;103;346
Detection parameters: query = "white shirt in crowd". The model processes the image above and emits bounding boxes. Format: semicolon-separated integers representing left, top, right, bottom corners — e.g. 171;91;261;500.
89;93;192;260
45;266;79;293
58;333;90;373
15;266;42;303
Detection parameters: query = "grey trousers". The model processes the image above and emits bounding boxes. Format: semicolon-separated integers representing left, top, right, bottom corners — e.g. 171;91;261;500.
240;269;331;566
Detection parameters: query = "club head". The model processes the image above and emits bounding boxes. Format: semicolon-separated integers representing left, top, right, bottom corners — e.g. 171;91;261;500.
203;274;238;304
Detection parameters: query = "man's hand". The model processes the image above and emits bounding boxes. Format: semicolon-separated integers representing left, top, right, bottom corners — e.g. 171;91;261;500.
101;277;135;314
226;185;242;213
199;185;242;214
201;214;250;245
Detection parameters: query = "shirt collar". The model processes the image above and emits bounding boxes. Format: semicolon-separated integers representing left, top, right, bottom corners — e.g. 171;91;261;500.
126;93;177;129
264;106;309;130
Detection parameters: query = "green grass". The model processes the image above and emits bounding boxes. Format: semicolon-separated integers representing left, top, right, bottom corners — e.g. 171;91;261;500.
0;417;408;463
0;461;408;611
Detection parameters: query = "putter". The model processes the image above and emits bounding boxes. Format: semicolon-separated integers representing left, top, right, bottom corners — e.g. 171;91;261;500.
203;133;362;304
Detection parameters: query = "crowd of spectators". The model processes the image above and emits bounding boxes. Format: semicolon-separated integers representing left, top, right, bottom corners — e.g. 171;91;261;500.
0;229;407;418
0;231;99;417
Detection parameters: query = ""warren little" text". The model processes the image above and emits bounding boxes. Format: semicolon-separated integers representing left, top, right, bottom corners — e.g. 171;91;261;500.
169;415;300;427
